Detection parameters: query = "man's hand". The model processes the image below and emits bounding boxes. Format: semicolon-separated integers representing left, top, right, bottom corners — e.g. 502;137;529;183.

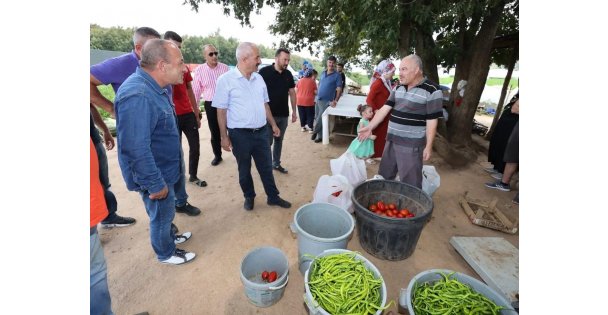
330;100;337;108
221;136;232;152
291;112;297;123
103;132;115;150
423;146;432;161
272;125;281;137
358;125;372;141
149;186;168;200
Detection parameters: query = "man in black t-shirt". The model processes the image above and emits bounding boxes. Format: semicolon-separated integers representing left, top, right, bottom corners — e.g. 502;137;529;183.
336;63;347;95
258;48;297;174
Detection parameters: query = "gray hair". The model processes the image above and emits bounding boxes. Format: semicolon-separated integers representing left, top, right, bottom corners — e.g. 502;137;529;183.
235;42;257;61
133;27;161;46
139;39;171;69
202;44;216;52
407;54;423;71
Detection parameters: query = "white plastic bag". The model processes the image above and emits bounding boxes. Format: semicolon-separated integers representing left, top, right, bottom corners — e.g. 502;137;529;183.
422;165;440;196
312;175;354;213
330;152;367;186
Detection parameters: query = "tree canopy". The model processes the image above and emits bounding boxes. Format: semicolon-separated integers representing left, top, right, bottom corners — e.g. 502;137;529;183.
183;0;519;165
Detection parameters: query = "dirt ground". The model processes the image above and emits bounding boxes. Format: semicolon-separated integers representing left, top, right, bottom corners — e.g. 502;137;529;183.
99;113;518;315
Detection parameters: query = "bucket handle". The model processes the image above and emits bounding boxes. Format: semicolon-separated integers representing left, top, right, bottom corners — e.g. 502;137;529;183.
268;275;289;290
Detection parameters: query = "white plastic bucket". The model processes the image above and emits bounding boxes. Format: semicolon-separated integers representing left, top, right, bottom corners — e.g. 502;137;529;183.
293;203;355;275
303;249;387;315
399;269;514;314
239;246;289;307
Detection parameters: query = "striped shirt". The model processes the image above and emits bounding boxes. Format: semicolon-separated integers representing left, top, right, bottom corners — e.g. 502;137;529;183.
385;79;443;147
192;62;229;104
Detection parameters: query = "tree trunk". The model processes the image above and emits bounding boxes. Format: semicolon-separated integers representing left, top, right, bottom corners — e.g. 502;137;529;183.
446;0;507;147
415;29;440;84
486;46;517;139
397;5;412;58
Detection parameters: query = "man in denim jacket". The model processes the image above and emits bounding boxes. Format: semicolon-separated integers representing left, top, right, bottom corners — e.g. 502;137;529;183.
114;39;196;265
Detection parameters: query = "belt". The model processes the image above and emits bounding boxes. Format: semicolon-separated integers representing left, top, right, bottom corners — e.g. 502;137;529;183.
232;125;267;132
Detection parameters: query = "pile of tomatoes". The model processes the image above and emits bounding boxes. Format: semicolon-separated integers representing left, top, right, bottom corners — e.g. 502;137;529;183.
261;270;278;283
368;201;415;219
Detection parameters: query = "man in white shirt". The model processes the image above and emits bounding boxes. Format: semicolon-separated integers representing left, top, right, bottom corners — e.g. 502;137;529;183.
213;42;292;211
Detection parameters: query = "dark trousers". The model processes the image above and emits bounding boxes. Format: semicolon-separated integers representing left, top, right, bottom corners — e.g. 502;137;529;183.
298;105;315;129
177;112;200;178
94;140;118;222
228;126;280;202
268;116;288;167
204;101;222;159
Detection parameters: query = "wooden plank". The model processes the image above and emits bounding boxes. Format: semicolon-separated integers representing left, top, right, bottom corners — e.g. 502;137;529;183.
450;236;519;309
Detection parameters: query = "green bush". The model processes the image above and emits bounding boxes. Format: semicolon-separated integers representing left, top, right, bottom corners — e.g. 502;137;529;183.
96;85;115;119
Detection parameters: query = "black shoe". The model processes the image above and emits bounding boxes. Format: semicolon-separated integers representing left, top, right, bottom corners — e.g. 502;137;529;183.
244;197;255;211
176;202;201;216
273;165;288;174
101;215;136;228
314;138;322;143
171;223;179;235
267;197;292;208
310;133;317;141
189;176;207;187
211;156;223;166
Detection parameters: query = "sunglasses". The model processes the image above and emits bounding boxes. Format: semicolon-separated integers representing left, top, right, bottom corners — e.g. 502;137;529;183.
208;52;219;57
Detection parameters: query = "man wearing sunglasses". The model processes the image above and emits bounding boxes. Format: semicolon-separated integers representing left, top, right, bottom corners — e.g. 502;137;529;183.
192;45;229;167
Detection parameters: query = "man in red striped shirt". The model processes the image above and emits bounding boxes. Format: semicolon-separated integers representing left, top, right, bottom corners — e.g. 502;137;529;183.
192;44;229;166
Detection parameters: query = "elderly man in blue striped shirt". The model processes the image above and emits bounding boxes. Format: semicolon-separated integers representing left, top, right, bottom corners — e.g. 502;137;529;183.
358;54;443;189
213;42;292;211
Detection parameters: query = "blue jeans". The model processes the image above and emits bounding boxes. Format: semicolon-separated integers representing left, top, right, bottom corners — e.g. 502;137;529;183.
91;227;114;315
94;141;118;222
313;100;330;138
228;126;281;202
174;150;188;207
139;186;177;260
268;116;288;167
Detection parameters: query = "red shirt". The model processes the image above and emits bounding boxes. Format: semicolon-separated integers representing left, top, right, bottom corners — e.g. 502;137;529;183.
172;68;194;115
296;77;317;106
90;138;108;228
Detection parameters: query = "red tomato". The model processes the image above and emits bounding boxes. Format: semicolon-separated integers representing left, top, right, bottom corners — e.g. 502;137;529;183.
400;209;410;216
396;213;405;218
369;204;377;212
261;271;269;280
386;212;394;217
406;213;415;218
391;209;398;216
377;201;386;211
374;210;383;215
268;271;278;282
388;203;396;210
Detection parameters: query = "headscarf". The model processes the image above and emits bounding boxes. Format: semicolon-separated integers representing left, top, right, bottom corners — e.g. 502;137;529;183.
370;59;396;92
302;63;314;78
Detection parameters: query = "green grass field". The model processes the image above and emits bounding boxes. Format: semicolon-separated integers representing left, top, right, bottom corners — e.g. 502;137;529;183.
439;76;518;89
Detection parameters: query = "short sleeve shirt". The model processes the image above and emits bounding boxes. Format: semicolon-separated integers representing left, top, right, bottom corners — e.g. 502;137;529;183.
258;64;295;117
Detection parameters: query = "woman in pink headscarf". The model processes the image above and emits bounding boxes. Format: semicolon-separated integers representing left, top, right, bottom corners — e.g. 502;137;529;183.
365;59;395;159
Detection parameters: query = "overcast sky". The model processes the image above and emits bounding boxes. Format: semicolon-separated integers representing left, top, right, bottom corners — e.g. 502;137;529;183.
90;0;318;59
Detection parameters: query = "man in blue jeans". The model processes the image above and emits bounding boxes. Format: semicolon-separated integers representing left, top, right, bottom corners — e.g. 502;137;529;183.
258;48;297;174
213;42;292;211
114;39;196;265
90;26;200;220
311;55;343;143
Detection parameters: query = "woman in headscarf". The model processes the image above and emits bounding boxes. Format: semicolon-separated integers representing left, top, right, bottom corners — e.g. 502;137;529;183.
365;59;396;160
295;65;318;132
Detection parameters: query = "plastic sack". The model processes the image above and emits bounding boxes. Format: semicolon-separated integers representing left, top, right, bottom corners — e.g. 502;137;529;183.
312;175;354;213
422;165;440;197
330;151;367;186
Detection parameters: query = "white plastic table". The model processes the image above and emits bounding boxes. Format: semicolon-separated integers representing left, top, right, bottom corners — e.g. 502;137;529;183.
321;94;367;144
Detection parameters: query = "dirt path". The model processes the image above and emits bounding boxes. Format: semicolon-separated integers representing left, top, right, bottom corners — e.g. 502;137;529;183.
99;113;518;314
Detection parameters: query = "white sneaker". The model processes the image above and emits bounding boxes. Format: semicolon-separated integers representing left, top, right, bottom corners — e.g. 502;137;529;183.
305;126;312;131
491;173;503;180
301;127;306;132
174;232;192;244
161;249;196;265
365;158;376;165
